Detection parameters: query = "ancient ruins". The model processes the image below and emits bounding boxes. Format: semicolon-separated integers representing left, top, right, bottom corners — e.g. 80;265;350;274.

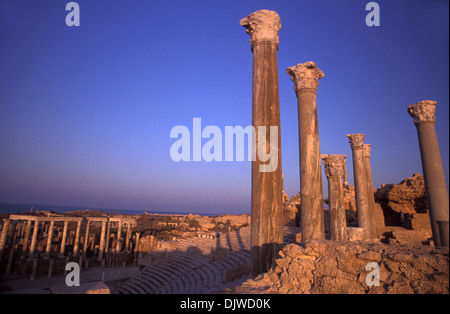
0;9;448;294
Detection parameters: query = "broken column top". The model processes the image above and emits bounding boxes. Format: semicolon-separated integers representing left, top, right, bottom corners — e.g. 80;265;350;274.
240;9;281;50
408;100;437;125
321;154;347;177
346;133;366;149
287;61;325;93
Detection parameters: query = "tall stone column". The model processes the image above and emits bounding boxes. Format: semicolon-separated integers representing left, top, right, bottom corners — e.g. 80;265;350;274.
73;220;81;256
83;220;90;258
321;155;347;241
98;221;107;260
240;9;284;275
343;157;348;186
125;222;131;252
45;220;55;255
22;220;32;256
29;220;39;259
347;134;375;240
408;100;449;247
134;232;140;266
60;221;69;256
287;61;326;241
105;220;111;253
116;220;122;252
362;144;378;238
0;219;11;259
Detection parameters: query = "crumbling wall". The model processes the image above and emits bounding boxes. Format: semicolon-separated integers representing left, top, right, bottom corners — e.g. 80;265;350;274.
239;240;449;294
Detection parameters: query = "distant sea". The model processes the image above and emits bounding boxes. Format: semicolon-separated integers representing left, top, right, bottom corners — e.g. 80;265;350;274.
0;203;218;217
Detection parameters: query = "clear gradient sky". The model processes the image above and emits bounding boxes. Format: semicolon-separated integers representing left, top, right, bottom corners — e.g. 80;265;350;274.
0;0;448;214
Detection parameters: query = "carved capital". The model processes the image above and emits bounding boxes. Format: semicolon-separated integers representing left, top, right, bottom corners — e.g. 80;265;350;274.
240;10;281;50
346;133;365;150
287;61;324;93
408;100;437;125
362;144;371;158
321;154;347;178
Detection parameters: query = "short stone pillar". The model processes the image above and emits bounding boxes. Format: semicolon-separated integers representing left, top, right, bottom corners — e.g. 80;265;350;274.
59;221;69;256
45;220;55;256
0;219;11;259
321;154;347;241
287;61;326;241
408;100;449;247
73;220;81;256
240;9;284;275
347;134;375;240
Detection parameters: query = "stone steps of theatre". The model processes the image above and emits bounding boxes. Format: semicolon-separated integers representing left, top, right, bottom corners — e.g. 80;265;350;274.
119;249;251;294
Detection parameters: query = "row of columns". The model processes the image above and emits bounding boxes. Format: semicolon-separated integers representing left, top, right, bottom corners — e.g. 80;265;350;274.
0;216;138;262
240;10;449;275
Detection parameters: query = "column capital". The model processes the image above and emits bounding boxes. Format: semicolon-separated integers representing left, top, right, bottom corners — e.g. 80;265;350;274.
321;154;347;178
287;61;324;93
346;133;366;150
362;144;371;158
240;10;281;50
408;100;437;125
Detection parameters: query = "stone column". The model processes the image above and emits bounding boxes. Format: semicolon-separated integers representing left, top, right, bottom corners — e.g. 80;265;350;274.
83;220;90;258
240;9;284;275
22;220;32;256
343;157;348;186
125;222;131;252
408;100;449;247
29;220;39;259
105;220;111;253
116;220;122;252
321;155;347;241
0;219;11;259
45;220;55;256
133;232;140;266
73;220;81;256
287;61;326;241
347;134;375;240
362;144;378;238
59;221;69;256
98;220;107;260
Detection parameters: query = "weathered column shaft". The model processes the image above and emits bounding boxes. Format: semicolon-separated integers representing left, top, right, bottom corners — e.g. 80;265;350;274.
22;220;32;255
83;220;90;257
73;220;81;256
98;221;107;260
116;220;122;252
287;61;325;241
105;220;111;253
321;155;347;241
60;221;69;255
347;134;374;240
362;144;378;238
0;219;11;258
408;100;449;247
125;222;131;251
29;221;39;258
241;9;284;275
45;220;55;255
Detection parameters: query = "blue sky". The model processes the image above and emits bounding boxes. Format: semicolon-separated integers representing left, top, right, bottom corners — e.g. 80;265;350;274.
0;0;448;214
